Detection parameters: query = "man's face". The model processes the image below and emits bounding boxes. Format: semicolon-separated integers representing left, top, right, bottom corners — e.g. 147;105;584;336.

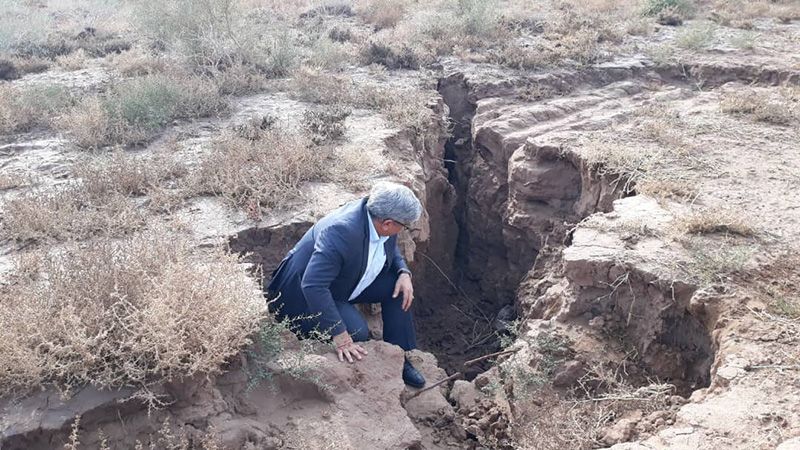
376;219;409;237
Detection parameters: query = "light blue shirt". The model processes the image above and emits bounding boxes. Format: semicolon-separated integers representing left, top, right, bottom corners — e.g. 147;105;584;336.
349;211;389;301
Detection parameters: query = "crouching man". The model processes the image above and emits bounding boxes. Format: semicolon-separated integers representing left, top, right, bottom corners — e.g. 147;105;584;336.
266;181;426;388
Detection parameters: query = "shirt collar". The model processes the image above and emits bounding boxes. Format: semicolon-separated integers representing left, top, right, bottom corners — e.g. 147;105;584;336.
366;211;389;244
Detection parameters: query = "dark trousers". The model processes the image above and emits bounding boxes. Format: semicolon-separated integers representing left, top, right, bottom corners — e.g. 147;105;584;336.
269;269;417;351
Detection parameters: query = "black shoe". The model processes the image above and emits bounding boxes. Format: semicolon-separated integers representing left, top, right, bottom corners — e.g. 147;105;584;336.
402;359;426;388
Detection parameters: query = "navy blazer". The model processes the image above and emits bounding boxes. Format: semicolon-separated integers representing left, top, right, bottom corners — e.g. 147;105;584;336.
266;198;410;336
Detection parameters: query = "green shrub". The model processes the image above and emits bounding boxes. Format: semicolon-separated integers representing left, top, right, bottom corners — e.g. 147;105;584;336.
643;0;695;17
59;74;228;147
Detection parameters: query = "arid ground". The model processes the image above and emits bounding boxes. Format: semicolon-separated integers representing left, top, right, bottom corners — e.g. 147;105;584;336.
1;0;799;449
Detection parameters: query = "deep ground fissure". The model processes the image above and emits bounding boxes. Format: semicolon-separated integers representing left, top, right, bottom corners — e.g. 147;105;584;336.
412;74;715;395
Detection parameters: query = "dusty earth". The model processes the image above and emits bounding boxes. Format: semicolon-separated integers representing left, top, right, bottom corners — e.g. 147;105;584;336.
2;9;800;450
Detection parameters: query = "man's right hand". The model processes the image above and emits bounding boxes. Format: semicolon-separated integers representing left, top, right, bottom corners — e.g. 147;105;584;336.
333;331;368;363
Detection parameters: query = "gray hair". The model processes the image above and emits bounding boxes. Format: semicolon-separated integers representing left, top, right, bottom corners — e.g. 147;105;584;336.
366;181;422;225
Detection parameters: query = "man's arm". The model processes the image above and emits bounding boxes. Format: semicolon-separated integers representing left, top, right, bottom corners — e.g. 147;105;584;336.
300;227;347;337
388;237;414;311
388;237;410;275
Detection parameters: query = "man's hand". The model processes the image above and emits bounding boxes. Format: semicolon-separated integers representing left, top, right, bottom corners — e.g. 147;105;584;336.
393;273;414;311
333;331;368;363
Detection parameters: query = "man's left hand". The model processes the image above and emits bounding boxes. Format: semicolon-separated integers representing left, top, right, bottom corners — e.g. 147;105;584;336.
393;273;414;311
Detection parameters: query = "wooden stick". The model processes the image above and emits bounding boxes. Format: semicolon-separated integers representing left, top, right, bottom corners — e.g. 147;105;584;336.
406;372;463;400
463;348;520;367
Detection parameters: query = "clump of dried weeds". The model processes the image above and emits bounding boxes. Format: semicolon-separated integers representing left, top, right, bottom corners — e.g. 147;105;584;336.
0;231;265;399
194;124;328;218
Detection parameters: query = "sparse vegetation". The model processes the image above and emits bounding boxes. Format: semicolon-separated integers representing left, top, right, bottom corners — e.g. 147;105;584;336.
676;22;717;50
681;236;755;284
720;89;798;125
674;207;756;237
0;83;74;133
361;41;420;70
59;73;228;147
291;67;434;130
739;254;800;321
194;125;327;218
72;150;188;198
132;0;298;76
728;30;758;50
643;0;695;18
0;172;31;191
1;1;799;447
358;0;408;30
1;185;144;243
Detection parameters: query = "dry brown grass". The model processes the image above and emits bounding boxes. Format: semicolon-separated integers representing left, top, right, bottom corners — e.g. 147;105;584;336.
512;356;674;449
210;61;268;95
637;177;697;200
577;105;700;197
720;89;798;126
54;48;88;71
710;0;800;27
193;125;327;218
357;0;408;30
0;173;32;191
109;46;169;77
490;0;644;69
57;97;112;148
1;185;144;243
5;55;51;76
73;150;188;197
291;67;434;131
0;231;264;398
674;207;756;237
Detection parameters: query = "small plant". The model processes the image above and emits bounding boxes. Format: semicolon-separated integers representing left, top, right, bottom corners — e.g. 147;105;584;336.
247;311;332;394
72;150;188;198
361;41;419;70
533;333;573;377
680;236;755;284
674;207;756;237
302;106;352;144
328;26;353;43
720;90;797;126
358;0;407;30
772;298;800;320
728;30;758;50
676;23;717;50
0;84;74;133
642;0;695;18
457;0;499;37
